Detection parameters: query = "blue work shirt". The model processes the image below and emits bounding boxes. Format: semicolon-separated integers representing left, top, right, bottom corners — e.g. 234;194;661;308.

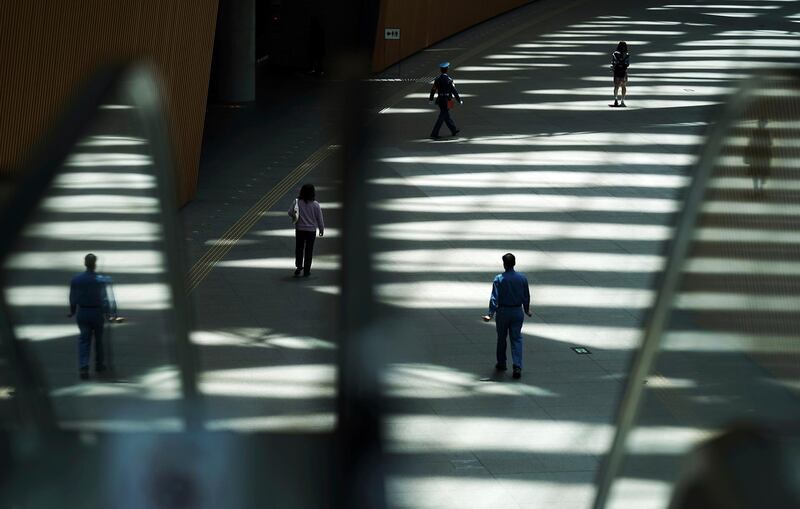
69;271;116;315
489;269;531;315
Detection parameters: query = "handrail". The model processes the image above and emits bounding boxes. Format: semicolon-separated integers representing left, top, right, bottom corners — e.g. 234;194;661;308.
590;71;778;509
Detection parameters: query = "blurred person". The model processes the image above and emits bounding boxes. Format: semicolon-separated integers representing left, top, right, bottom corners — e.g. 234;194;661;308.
610;41;630;107
428;62;462;140
745;118;772;196
289;183;325;277
482;253;532;379
68;253;117;380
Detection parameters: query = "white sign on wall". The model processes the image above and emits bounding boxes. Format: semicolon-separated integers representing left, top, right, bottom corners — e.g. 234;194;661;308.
384;28;401;40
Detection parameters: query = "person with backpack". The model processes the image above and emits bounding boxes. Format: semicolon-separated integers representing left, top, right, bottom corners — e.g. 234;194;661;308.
288;183;325;277
428;62;463;139
610;41;630;107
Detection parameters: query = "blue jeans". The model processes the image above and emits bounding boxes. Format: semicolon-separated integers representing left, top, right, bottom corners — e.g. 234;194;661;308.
496;307;524;369
77;308;105;370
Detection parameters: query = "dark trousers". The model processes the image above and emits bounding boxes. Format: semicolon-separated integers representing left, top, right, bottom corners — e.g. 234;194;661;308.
77;308;104;370
295;229;316;274
431;102;458;137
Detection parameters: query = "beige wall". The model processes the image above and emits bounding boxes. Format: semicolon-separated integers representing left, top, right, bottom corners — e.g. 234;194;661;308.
0;0;218;206
372;0;531;72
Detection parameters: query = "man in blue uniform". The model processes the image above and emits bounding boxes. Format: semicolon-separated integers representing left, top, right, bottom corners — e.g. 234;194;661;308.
68;253;116;380
428;62;462;140
482;253;532;379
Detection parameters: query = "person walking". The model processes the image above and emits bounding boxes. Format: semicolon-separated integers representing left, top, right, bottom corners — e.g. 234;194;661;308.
428;62;462;140
68;253;116;380
745;118;772;196
610;41;630;107
482;253;532;379
289;183;325;277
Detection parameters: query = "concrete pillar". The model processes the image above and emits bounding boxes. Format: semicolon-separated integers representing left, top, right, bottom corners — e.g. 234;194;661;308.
212;0;255;103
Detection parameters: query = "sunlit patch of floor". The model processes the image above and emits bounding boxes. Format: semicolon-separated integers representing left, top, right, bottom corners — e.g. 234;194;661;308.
384;364;558;399
374;193;680;214
199;365;335;399
371;170;690;188
192;328;337;350
486;99;721;110
204;413;335;432
379;150;697;166
387;475;597;509
606;479;674;509
6;283;171;310
215;255;341;272
375;282;654;310
373;220;674;242
374;249;664;274
198;363;338;432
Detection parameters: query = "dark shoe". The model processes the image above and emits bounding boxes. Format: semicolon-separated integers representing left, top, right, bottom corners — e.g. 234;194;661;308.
79;369;89;380
294;268;302;277
512;366;521;379
452;129;460;136
620;101;627;107
495;363;507;372
430;135;441;140
303;272;310;277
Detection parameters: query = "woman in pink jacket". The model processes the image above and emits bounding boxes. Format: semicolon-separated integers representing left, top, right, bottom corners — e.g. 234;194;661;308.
289;183;325;277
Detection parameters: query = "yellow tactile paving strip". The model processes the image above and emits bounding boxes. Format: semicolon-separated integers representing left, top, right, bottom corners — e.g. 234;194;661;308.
186;143;339;293
187;0;590;294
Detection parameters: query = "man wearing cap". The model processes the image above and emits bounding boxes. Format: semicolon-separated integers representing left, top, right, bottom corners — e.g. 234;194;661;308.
68;253;116;380
482;253;532;379
428;62;463;140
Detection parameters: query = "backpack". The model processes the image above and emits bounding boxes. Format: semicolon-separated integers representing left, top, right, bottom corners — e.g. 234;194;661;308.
611;51;629;73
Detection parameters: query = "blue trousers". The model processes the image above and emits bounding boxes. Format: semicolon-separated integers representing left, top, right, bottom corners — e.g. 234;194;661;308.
496;307;524;369
77;309;104;370
431;102;458;137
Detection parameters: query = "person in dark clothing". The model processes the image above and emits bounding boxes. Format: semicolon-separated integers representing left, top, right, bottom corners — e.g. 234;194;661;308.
68;253;116;380
610;41;630;107
288;183;325;277
482;253;532;379
428;62;463;139
745;118;772;196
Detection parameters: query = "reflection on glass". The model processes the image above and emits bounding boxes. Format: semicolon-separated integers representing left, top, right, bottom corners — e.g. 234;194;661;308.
1;71;186;432
604;73;800;509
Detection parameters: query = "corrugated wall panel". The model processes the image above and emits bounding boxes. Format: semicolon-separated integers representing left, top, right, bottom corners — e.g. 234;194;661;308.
372;0;533;72
0;0;218;206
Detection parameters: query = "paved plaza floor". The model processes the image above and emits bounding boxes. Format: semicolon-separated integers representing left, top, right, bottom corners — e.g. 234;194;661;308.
183;0;800;507
10;0;798;507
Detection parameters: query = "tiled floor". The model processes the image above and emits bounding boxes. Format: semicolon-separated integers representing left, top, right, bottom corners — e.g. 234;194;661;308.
14;0;793;507
0;0;800;509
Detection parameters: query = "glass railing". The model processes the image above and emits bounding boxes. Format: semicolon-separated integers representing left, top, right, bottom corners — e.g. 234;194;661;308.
596;70;800;509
